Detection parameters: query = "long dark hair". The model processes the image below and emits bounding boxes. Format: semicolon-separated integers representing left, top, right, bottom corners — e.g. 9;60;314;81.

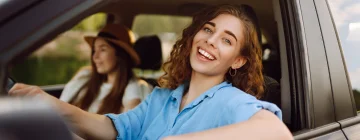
70;40;134;114
158;4;264;98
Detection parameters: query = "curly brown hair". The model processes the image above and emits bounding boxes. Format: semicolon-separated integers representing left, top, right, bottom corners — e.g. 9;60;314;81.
158;4;264;98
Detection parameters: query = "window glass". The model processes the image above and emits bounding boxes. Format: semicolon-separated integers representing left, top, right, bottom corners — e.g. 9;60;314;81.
132;14;192;78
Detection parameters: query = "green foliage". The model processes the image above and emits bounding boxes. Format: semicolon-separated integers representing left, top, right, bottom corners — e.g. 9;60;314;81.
353;89;360;111
132;15;192;37
53;35;85;58
72;13;107;31
10;57;89;86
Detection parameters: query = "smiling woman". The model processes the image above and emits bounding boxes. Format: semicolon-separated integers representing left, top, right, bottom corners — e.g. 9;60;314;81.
8;4;292;140
59;24;153;114
159;6;264;98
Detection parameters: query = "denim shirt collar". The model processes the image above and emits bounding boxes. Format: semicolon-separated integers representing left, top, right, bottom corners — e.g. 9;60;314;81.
170;81;232;107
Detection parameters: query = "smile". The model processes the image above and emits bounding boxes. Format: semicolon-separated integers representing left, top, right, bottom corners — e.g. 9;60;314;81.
95;62;103;66
198;48;215;60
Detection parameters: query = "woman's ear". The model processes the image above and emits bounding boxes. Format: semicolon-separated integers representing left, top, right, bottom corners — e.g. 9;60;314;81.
231;56;247;69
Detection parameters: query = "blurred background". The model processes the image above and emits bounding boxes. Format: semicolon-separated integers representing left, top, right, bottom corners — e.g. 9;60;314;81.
10;13;191;86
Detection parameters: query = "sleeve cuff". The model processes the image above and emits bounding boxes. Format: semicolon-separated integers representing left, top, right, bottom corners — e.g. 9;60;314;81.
104;114;124;140
257;100;282;120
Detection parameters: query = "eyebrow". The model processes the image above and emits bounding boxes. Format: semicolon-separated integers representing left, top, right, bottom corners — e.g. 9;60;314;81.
94;44;107;50
205;21;238;41
224;30;238;41
99;44;108;48
205;21;216;27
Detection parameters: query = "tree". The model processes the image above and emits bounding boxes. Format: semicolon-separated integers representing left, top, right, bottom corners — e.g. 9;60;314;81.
72;13;106;31
353;89;360;110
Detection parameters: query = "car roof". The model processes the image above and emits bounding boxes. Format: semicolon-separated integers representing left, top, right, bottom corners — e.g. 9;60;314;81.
0;0;277;66
99;0;276;33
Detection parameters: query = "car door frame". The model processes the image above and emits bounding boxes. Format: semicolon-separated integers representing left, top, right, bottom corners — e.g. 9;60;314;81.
281;0;349;139
315;0;360;139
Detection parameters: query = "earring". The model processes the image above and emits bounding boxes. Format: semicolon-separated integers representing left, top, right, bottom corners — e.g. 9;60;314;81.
229;68;237;76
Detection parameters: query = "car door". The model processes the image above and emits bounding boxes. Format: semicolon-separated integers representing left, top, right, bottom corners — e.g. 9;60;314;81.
281;0;348;139
324;0;360;139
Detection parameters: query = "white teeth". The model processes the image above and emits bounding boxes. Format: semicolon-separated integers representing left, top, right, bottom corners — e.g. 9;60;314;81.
198;49;215;60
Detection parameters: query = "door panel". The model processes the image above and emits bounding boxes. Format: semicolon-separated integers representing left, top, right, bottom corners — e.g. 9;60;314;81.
294;123;346;140
310;130;347;140
339;116;360;139
343;124;360;140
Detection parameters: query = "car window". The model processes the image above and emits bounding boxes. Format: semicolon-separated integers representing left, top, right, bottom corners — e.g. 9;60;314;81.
10;13;107;86
328;0;360;111
131;14;192;78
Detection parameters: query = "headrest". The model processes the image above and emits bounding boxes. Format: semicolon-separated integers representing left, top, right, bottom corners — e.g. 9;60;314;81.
133;35;163;70
240;4;261;43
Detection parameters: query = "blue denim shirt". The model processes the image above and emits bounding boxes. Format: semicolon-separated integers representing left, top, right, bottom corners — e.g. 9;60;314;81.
105;81;281;140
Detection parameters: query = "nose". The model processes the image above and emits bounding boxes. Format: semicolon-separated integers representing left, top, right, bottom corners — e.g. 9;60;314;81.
92;51;99;60
205;34;218;49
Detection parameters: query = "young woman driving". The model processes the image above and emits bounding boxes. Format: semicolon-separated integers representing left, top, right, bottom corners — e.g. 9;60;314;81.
9;4;292;140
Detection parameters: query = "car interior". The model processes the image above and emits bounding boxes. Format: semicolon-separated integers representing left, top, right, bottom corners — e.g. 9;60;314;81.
7;0;298;134
0;98;73;140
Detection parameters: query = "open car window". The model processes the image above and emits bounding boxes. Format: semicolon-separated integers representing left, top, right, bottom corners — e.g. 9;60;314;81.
131;14;192;78
10;13;107;86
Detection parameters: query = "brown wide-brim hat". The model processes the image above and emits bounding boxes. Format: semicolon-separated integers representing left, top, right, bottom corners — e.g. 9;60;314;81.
84;24;141;66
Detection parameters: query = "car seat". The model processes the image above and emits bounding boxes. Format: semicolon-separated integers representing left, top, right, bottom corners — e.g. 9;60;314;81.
240;4;282;108
133;35;163;87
